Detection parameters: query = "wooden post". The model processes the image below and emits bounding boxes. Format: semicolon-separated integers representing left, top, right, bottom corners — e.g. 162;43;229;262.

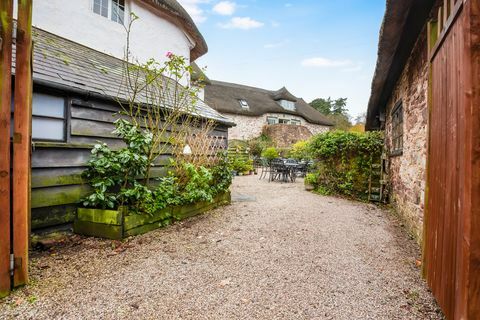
0;0;13;298
12;0;33;287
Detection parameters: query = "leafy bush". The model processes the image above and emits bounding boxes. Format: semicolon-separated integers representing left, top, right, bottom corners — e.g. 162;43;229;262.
304;173;318;186
308;130;383;200
261;147;279;161
82;119;233;214
289;140;311;160
230;157;253;173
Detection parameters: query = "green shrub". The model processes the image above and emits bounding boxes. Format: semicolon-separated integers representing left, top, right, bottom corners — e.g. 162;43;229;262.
308;130;383;200
231;157;253;173
82;119;233;214
304;173;318;186
261;147;279;161
289;140;311;160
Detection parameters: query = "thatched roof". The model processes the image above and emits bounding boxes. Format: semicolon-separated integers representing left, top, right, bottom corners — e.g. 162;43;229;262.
141;0;208;60
205;80;333;126
366;0;436;130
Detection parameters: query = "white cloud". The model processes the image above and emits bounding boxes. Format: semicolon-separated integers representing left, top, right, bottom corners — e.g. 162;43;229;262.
301;57;353;68
220;17;264;30
177;0;210;23
213;1;237;16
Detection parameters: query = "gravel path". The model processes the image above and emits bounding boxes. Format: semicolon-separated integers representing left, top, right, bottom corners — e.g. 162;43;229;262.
0;176;443;319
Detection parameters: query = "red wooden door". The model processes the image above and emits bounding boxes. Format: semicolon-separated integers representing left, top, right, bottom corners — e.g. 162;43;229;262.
425;0;480;318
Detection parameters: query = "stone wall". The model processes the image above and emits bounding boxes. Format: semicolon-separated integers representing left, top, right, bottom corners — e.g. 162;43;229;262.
224;113;330;141
262;124;313;148
384;29;429;243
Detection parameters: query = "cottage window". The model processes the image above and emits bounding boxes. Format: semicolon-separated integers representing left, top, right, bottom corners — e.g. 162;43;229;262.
93;0;109;17
111;0;125;24
279;119;290;124
391;101;403;155
291;119;301;125
93;0;125;25
32;93;66;141
279;100;296;111
239;99;249;109
266;116;278;125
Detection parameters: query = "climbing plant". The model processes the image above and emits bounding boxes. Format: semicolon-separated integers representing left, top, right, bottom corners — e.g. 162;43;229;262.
307;130;383;199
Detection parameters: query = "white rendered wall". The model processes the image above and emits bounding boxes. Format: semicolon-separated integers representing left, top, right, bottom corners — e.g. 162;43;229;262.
16;0;194;69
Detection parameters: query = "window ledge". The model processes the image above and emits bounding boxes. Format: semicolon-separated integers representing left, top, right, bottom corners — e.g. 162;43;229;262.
389;150;403;157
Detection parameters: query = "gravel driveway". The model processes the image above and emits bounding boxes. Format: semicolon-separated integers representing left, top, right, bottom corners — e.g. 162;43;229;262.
0;175;443;320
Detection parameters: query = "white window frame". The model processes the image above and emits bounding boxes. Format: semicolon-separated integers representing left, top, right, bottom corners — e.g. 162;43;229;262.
291;119;301;125
93;0;126;25
266;116;278;125
279;99;296;111
239;99;249;109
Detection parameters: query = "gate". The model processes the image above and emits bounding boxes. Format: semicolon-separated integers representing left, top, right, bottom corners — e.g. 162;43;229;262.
425;0;480;319
0;0;32;298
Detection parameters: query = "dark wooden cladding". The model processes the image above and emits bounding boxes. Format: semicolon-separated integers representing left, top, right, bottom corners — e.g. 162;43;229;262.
31;93;230;231
425;1;479;318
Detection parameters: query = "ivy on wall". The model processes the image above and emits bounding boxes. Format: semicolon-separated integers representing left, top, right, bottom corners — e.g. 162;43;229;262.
308;130;383;199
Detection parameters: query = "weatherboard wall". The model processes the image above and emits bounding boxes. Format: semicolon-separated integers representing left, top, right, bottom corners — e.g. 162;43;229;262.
29;86;229;232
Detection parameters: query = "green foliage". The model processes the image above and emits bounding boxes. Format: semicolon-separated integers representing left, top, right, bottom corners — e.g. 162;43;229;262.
310;97;352;130
308;130;383;200
289;140;311;160
82;119;152;210
261;147;279;161
304;173;318;186
82;119;233;214
231;157;253;173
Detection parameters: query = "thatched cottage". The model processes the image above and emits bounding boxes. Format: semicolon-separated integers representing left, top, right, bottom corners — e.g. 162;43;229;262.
205;80;332;144
366;0;479;318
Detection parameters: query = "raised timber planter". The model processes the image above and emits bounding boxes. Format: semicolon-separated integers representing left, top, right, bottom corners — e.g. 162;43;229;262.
74;192;231;240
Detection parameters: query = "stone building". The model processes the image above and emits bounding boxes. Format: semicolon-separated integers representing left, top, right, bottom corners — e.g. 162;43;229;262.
205;80;333;142
366;0;480;318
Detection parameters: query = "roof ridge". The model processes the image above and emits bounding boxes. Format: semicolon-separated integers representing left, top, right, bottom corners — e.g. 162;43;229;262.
210;80;281;95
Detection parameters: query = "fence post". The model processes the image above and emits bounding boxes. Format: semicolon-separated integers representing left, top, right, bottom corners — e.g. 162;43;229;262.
12;0;33;287
0;0;14;298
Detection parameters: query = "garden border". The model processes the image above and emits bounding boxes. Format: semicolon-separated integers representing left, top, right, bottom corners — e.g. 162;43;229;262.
74;192;231;240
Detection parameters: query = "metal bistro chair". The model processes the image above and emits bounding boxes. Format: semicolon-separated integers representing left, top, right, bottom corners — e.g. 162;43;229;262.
284;159;299;182
259;158;272;180
269;158;289;182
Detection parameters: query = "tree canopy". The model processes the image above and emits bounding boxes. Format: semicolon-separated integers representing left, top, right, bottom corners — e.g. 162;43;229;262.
309;97;352;131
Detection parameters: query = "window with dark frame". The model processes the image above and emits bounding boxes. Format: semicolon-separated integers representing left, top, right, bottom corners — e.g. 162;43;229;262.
111;0;125;24
31;93;67;142
391;101;403;155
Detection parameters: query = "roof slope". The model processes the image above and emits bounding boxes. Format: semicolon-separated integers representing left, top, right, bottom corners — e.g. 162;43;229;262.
142;0;208;60
13;28;232;126
366;0;435;130
204;81;333;126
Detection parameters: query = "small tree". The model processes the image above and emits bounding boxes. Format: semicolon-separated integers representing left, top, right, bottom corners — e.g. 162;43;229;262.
118;13;208;186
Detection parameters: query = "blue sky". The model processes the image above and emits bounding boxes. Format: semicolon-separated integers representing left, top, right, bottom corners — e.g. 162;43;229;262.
177;0;386;118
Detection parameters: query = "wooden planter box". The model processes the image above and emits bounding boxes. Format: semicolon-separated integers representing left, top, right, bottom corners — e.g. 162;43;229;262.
74;192;231;240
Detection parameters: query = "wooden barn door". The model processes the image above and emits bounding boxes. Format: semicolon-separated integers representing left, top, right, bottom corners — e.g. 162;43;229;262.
425;0;479;319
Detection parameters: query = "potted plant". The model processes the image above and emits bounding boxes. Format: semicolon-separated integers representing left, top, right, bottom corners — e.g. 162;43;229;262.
304;173;317;191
